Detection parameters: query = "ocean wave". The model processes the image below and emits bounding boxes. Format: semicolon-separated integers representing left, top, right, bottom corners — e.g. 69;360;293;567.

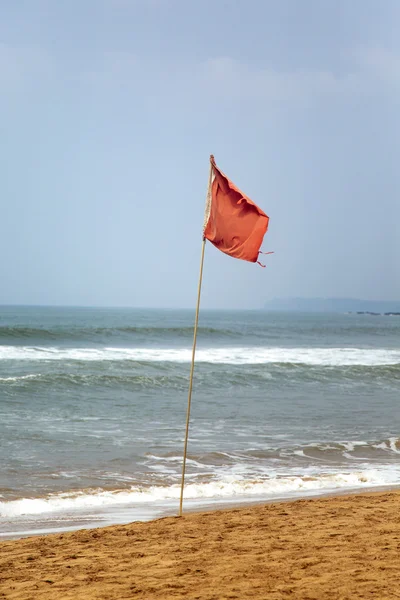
146;438;400;468
1;363;399;391
0;372;189;389
1;469;399;517
279;437;400;461
0;374;40;383
0;325;234;342
0;346;399;366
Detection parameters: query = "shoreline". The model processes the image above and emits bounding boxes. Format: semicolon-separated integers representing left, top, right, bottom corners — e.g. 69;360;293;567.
3;482;400;542
1;489;400;599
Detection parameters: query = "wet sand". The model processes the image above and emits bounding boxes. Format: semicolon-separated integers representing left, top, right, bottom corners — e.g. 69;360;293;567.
1;490;400;599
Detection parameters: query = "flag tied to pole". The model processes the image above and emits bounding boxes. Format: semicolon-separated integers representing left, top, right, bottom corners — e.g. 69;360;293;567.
203;156;271;265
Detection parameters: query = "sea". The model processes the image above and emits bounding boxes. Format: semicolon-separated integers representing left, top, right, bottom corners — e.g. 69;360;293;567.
1;306;400;539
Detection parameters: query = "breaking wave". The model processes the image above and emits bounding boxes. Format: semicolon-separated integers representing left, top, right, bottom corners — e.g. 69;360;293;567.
1;469;399;518
0;346;399;366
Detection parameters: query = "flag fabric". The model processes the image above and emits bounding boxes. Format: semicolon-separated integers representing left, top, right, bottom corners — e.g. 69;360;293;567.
203;156;270;264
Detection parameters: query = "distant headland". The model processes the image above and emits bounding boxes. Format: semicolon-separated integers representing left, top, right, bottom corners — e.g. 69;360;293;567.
264;298;400;314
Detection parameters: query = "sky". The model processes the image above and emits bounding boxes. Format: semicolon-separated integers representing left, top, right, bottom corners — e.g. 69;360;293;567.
0;0;399;309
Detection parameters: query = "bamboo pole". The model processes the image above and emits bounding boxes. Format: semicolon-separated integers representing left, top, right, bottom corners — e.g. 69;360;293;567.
179;158;213;517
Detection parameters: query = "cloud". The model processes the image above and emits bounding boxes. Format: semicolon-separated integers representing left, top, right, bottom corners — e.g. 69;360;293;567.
0;43;52;92
83;51;139;86
82;44;400;116
3;40;398;121
352;46;400;85
201;57;347;104
82;50;346;109
201;47;400;106
105;0;170;5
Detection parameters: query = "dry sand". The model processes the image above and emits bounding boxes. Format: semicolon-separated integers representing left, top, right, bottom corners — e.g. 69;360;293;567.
1;491;400;599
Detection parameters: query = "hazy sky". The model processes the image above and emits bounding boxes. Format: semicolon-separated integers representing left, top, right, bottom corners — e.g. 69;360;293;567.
1;0;399;309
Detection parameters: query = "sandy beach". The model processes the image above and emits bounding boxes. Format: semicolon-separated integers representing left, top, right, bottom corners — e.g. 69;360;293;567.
1;491;400;599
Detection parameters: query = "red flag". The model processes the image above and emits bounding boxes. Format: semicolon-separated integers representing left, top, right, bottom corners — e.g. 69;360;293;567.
203;156;270;264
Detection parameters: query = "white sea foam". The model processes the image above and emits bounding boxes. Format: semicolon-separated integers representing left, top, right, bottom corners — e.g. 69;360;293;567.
388;437;400;454
340;441;368;452
342;453;367;461
372;438;400;454
0;374;40;382
0;346;399;366
293;450;306;457
1;469;399;518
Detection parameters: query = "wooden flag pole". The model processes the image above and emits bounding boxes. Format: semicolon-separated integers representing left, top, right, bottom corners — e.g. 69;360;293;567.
179;158;213;517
